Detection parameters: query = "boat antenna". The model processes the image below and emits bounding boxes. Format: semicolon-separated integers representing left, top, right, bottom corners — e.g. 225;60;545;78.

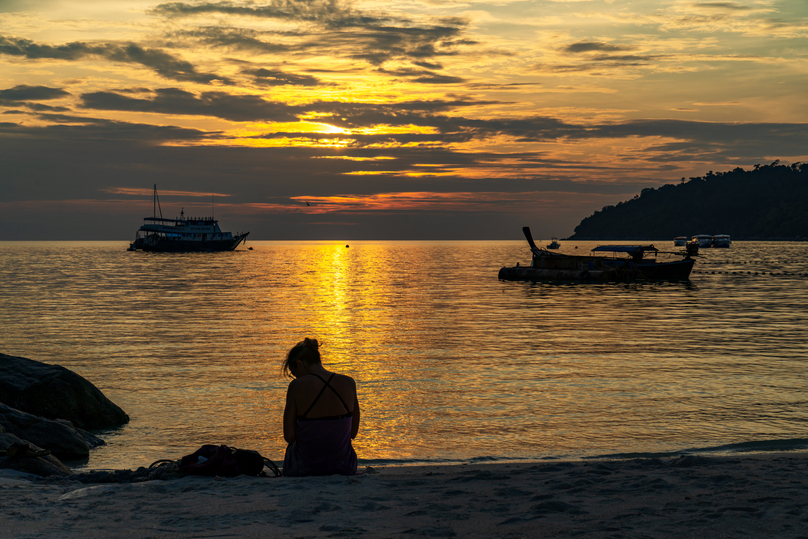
153;184;163;219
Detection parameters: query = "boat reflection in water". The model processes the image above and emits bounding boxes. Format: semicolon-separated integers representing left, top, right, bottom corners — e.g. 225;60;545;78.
128;186;249;253
499;227;695;282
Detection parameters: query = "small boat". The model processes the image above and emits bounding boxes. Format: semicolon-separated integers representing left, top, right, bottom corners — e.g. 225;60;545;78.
547;237;561;249
693;234;713;248
713;234;731;248
128;186;249;252
674;236;687;246
499;227;695;282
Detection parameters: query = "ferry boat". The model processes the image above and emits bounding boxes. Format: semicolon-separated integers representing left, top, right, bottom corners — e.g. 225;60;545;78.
547;237;561;249
713;234;731;248
128;186;249;252
499;227;695;282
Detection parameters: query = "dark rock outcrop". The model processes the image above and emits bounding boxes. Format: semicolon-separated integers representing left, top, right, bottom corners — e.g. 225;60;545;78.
0;353;129;430
0;403;103;460
0;432;73;477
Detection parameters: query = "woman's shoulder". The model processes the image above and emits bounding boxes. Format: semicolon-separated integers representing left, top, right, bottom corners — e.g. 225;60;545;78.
330;372;356;388
289;371;355;387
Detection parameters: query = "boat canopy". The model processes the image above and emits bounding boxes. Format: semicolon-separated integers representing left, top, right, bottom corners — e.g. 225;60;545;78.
591;245;657;253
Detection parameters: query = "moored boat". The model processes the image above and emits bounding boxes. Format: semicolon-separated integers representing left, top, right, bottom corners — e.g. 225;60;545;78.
694;234;713;248
499;227;695;282
713;234;731;248
128;186;249;252
674;236;687;246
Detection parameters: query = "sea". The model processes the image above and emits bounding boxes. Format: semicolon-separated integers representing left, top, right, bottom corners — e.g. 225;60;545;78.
1;240;807;471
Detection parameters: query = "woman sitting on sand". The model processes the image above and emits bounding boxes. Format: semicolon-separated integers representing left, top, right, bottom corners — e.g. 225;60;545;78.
282;338;359;476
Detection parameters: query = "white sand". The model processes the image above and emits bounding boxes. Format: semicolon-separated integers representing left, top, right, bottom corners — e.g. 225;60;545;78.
2;453;807;538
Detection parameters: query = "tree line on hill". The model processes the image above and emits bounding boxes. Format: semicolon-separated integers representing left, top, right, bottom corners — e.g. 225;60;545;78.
567;161;808;240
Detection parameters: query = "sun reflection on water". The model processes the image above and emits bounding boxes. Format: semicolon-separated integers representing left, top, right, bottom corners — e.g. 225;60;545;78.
0;241;807;469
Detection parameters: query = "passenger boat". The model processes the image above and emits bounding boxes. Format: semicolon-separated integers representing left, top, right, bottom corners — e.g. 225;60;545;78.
674;236;687;246
128;186;249;252
713;234;731;248
498;227;695;282
693;234;713;248
547;237;561;249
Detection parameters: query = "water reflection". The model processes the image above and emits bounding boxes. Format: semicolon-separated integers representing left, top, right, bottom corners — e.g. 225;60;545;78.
0;241;806;469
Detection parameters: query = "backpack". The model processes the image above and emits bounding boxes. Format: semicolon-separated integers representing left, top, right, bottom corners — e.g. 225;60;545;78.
178;444;280;477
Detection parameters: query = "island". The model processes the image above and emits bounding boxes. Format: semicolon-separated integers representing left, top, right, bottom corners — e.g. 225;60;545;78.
568;161;808;241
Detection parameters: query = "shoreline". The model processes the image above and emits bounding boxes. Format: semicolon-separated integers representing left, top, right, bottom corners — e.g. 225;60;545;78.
3;451;807;538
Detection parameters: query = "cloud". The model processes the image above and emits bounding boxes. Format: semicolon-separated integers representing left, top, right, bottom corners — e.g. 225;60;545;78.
377;67;464;84
78;89;501;129
284;190;591;213
243;68;323;87
80;88;302;122
101;187;232;197
0;36;229;84
0;84;70;103
563;41;632;53
168;27;291;54
0;114;213;143
692;2;753;11
150;0;355;24
149;1;471;67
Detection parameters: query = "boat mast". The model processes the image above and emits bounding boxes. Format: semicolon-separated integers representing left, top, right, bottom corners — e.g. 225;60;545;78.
153;184;164;219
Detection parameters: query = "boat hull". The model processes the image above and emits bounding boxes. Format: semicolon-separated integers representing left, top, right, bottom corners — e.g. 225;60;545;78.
713;236;731;248
499;257;694;282
130;233;249;252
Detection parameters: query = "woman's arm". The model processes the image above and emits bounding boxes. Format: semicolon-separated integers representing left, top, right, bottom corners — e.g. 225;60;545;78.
350;380;360;440
283;382;298;444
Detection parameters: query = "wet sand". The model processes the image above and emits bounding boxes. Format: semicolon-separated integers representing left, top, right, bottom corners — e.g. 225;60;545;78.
2;452;807;538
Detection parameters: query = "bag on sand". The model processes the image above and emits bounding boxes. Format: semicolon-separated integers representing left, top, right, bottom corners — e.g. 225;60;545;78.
178;444;279;477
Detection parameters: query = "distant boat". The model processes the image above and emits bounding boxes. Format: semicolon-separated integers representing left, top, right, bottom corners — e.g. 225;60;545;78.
713;234;731;248
693;234;713;248
499;227;695;282
546;237;561;249
674;236;687;246
128;186;249;252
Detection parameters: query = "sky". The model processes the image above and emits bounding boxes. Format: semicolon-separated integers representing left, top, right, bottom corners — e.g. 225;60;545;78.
1;0;807;240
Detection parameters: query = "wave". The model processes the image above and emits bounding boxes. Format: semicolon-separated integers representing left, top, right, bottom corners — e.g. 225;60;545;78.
358;439;808;467
588;438;808;461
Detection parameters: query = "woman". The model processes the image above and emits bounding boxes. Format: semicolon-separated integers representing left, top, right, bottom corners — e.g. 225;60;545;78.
282;338;360;476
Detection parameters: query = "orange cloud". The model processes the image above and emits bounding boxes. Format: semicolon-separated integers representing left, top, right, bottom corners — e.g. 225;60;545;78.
235;191;634;215
101;187;232;197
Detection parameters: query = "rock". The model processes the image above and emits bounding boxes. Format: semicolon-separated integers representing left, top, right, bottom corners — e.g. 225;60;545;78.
0;403;97;460
0;433;73;477
0;353;128;430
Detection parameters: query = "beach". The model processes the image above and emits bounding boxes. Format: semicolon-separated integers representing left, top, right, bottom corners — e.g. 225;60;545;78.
2;452;806;538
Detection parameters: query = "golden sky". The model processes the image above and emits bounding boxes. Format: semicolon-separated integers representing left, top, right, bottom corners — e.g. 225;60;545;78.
1;0;807;239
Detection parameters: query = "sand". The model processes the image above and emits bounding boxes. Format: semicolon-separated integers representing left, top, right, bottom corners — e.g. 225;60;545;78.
2;452;807;538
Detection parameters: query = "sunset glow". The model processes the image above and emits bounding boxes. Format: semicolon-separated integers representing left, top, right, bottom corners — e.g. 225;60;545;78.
2;0;807;239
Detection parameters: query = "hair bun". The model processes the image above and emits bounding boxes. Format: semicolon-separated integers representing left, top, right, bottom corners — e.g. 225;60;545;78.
304;337;319;351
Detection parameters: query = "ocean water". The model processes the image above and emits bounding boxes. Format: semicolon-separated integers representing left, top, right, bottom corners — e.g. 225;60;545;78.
1;240;807;470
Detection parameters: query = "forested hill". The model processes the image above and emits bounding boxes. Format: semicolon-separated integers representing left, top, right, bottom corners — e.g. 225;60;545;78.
568;161;808;240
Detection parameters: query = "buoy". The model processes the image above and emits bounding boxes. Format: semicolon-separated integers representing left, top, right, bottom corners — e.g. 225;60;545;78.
346;244;349;248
